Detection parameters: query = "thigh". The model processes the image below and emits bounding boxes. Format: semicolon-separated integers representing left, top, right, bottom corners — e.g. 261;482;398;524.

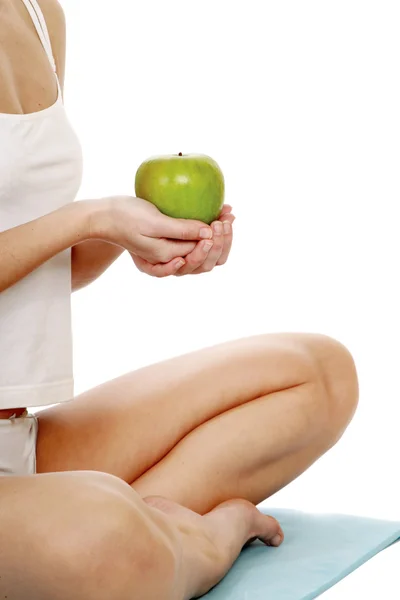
133;382;330;513
36;333;332;481
0;471;113;599
0;471;180;600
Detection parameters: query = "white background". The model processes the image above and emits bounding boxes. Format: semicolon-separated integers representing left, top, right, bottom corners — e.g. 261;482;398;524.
62;1;400;597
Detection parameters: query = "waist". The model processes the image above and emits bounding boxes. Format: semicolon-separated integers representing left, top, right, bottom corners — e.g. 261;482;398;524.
0;408;27;419
0;411;38;477
0;251;73;408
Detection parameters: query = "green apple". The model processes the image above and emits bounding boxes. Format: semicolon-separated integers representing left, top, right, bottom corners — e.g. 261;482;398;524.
135;153;225;224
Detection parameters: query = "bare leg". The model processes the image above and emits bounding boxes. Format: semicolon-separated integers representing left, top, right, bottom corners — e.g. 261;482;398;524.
0;471;282;600
133;383;337;512
36;334;358;513
143;495;283;599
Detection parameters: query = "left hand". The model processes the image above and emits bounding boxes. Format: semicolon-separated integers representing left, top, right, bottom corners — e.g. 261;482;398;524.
132;205;235;278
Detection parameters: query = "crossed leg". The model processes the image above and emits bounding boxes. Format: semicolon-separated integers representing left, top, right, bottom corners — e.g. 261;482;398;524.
0;333;358;599
36;333;359;513
0;471;283;600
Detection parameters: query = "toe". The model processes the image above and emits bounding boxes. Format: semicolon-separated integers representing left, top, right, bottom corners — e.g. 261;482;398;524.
255;515;284;547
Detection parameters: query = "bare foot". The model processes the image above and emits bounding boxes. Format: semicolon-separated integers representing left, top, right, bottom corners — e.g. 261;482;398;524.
144;496;283;599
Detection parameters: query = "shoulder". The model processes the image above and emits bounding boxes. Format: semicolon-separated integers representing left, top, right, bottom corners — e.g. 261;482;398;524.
37;0;66;28
37;0;66;87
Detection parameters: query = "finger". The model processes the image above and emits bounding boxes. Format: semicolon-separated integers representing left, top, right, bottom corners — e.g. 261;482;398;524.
156;239;197;263
193;221;224;274
134;237;196;265
217;217;234;266
153;213;213;242
134;255;186;278
219;204;233;217
221;213;235;225
153;214;231;262
175;240;214;276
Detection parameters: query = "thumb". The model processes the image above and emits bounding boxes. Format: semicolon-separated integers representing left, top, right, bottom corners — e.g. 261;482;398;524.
156;213;213;241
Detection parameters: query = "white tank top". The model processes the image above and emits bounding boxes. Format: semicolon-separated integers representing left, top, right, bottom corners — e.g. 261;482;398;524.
0;0;83;409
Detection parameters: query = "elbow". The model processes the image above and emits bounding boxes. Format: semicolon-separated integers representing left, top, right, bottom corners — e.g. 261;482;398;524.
71;276;94;292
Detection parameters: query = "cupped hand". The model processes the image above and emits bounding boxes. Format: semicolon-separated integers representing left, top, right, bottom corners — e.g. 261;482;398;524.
132;205;235;278
175;205;235;275
90;196;213;271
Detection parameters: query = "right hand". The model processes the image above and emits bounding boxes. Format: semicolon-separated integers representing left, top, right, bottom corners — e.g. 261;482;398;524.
90;195;213;269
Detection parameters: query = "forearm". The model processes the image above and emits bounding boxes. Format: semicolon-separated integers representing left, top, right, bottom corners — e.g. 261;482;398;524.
0;201;91;293
71;240;124;291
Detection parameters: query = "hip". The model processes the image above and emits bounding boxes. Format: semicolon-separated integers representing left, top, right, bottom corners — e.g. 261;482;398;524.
0;411;38;477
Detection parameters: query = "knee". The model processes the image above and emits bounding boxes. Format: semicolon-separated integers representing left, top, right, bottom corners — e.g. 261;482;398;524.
44;474;179;600
302;334;359;446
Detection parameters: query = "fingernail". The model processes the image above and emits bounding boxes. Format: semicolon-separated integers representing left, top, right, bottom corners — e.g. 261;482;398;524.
203;241;213;253
271;534;282;546
200;228;212;239
223;221;231;234
213;222;223;235
175;259;185;269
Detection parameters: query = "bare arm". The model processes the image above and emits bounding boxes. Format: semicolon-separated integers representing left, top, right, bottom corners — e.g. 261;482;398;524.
0;202;91;293
71;242;124;291
0;196;214;293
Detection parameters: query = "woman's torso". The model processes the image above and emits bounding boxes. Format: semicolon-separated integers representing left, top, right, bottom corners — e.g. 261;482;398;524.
0;0;83;410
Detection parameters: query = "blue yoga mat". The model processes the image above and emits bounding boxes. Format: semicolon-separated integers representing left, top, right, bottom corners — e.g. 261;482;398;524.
203;508;400;599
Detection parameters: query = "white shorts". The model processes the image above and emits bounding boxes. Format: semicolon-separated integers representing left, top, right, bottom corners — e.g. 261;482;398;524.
0;411;38;476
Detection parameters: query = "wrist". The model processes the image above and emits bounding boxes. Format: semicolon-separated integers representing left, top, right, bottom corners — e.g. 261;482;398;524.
84;197;114;241
61;200;96;243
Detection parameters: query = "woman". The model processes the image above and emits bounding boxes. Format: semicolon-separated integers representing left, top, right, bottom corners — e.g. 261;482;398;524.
0;1;359;598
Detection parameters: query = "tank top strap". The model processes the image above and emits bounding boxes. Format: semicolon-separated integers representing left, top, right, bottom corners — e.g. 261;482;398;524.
20;0;57;74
